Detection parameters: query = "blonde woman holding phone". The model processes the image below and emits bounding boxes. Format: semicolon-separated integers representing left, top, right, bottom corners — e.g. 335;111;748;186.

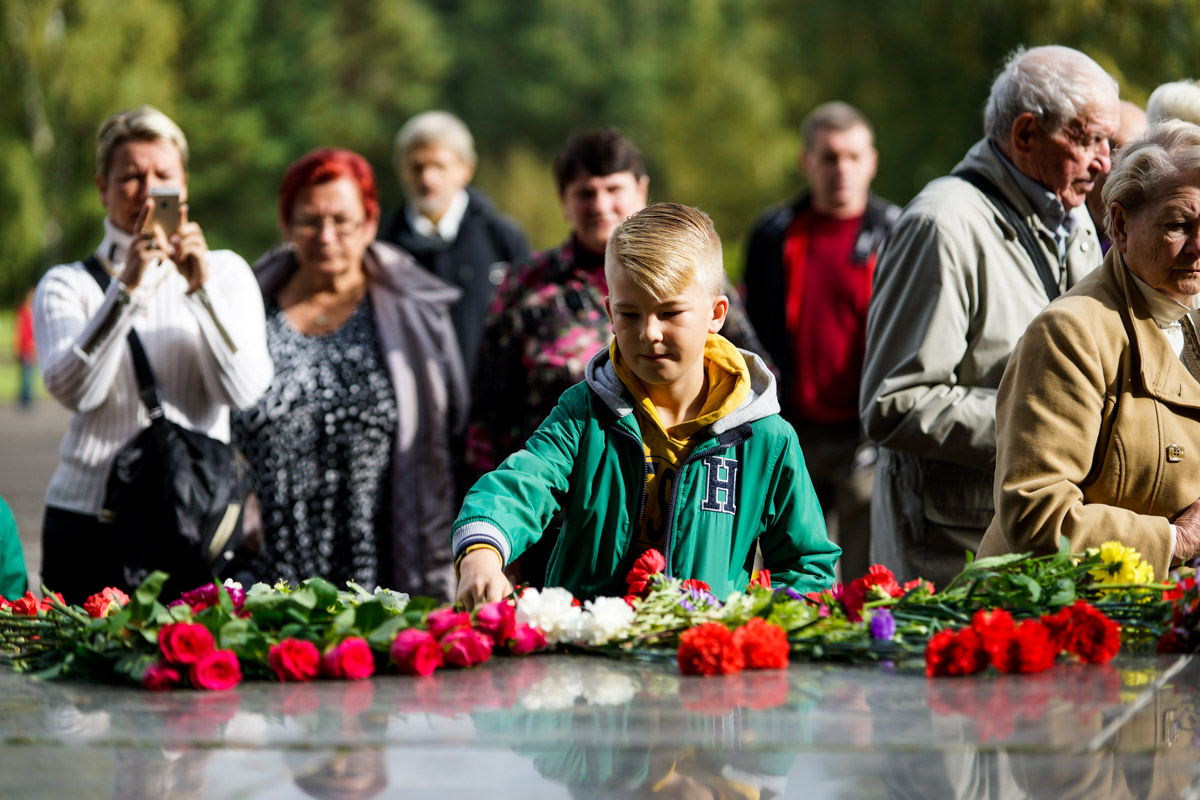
33;105;272;603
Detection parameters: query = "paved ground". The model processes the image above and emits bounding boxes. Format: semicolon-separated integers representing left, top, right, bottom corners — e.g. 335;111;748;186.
0;399;70;591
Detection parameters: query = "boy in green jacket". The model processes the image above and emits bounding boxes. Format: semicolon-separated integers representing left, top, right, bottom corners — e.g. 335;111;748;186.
454;203;838;608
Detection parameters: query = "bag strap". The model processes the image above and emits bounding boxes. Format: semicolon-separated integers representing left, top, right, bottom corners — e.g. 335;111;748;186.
953;168;1061;301
82;255;164;418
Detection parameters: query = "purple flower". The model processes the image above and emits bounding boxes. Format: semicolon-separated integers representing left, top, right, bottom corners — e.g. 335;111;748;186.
678;586;719;614
783;587;804;602
869;608;896;641
169;582;245;612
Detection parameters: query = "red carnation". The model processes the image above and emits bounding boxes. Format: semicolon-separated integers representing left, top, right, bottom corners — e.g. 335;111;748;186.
925;628;988;677
322;637;377;680
971;608;1016;661
390;629;443;676
1164;576;1194;602
734;618;789;670
190;649;242;691
38;592;65;612
678;622;745;676
11;591;41;616
268;638;321;682
748;570;772;590
841;565;903;622
860;565;902;596
83;587;129;619
626;549;667;597
990;619;1057;674
159;622;216;666
1066;602;1120;664
1040;607;1074;653
902;578;934;594
681;579;711;594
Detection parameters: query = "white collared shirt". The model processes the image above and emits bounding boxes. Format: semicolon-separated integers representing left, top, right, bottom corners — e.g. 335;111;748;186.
405;190;470;243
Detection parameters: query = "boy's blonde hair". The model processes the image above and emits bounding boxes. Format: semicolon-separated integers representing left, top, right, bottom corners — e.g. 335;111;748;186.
605;203;724;299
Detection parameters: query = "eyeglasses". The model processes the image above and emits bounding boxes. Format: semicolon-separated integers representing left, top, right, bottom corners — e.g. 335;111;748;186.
291;216;365;238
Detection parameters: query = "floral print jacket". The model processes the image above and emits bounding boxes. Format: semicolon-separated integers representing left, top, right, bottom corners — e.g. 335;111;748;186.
465;236;771;478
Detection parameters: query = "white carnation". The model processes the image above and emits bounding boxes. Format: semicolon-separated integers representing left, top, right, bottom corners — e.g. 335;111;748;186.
577;597;636;645
516;587;583;645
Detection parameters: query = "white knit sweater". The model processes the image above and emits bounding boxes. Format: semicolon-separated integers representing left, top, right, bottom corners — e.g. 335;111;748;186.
33;219;273;515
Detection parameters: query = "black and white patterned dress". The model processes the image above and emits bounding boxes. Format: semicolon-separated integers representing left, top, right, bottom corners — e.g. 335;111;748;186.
232;294;397;589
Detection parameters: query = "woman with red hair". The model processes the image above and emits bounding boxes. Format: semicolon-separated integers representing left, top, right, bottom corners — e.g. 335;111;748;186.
232;148;466;599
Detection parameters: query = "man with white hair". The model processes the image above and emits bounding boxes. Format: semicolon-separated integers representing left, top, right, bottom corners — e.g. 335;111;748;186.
860;45;1120;586
378;110;529;372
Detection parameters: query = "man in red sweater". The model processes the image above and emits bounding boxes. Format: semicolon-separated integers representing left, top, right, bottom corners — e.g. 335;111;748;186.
742;102;898;582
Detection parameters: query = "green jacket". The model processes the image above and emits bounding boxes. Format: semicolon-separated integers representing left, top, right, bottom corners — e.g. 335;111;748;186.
452;347;839;599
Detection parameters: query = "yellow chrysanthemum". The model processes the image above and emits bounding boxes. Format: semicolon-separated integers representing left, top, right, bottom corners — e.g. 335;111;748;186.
1088;541;1152;586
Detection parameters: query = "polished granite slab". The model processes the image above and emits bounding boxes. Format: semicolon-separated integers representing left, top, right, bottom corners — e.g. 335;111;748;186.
1;653;1197;799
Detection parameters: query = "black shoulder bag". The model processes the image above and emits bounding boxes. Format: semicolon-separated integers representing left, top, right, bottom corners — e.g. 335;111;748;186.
953;168;1061;301
84;256;249;595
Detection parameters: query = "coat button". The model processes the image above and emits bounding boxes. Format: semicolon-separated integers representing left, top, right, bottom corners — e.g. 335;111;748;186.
1168;444;1185;462
1080;242;1089;253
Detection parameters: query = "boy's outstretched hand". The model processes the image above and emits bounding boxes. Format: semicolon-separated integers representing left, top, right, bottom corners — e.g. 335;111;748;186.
456;548;514;611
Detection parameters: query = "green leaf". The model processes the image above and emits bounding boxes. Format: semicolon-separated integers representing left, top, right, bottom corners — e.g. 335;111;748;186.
130;572;168;620
1010;574;1042;604
1049;578;1076;607
366;616;407;649
965;553;1031;572
301;578;338;610
354;601;387;634
290;587;318;612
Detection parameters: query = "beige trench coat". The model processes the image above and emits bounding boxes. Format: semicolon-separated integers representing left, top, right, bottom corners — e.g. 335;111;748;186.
978;250;1200;579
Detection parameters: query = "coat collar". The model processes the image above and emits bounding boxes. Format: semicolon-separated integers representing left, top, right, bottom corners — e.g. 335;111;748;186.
1102;249;1200;407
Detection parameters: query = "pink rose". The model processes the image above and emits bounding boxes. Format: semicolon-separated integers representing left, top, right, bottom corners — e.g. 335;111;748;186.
442;628;493;667
474;601;517;646
322;637;376;680
426;608;471;640
142;660;183;691
159;622;215;666
508;623;547;656
189;649;242;691
268;638;321;682
390;628;444;676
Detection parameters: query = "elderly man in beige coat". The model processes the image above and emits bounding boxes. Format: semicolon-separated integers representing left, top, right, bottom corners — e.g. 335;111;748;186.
860;45;1120;587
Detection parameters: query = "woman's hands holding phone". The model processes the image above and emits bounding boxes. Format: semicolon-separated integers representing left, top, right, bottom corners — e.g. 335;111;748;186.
121;198;208;293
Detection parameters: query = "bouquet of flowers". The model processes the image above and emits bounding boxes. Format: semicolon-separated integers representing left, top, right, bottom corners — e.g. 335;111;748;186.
0;572;547;690
0;536;1192;689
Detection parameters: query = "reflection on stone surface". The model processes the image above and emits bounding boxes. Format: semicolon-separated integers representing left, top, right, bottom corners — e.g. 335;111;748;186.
1;655;1198;798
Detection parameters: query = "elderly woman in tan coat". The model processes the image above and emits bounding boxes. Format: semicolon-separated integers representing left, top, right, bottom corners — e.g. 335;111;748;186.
978;120;1200;578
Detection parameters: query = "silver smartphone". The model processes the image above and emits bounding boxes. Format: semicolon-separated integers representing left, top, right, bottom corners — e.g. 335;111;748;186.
148;186;181;236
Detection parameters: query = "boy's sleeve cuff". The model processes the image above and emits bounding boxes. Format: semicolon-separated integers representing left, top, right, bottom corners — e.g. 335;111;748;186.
452;520;511;564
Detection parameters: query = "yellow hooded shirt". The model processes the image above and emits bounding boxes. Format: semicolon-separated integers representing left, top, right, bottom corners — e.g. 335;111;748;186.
611;333;750;556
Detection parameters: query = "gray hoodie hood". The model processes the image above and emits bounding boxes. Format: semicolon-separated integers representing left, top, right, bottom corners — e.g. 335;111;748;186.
585;340;781;435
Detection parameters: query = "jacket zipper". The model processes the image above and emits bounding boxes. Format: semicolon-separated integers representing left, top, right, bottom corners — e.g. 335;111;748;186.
661;430;751;579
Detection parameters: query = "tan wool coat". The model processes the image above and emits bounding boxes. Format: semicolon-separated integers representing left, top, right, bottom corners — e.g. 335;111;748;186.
978;250;1200;578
